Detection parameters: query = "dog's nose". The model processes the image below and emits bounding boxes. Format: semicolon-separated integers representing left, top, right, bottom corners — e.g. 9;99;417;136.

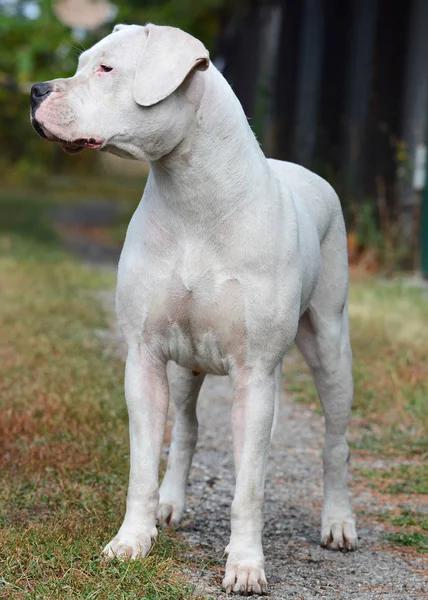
31;82;52;107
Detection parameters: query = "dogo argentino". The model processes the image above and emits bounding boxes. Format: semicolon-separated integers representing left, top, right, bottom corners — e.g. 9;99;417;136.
30;23;357;595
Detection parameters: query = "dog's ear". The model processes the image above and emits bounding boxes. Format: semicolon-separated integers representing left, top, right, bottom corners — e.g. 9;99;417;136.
133;24;209;107
112;23;127;33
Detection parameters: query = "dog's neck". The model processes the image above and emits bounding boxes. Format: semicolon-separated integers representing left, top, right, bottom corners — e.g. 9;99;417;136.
147;66;270;225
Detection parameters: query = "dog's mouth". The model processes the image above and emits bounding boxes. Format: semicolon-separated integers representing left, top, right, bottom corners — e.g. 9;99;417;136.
31;117;103;154
58;137;103;154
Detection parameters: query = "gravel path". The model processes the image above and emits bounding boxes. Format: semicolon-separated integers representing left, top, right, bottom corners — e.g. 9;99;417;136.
182;374;426;599
98;288;426;600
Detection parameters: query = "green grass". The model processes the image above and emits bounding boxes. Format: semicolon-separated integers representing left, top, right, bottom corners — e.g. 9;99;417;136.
383;531;428;553
390;508;428;530
357;464;428;494
283;276;428;456
1;176;144;251
4;172;146;204
2;189;427;592
282;274;428;554
0;193;201;599
361;507;428;554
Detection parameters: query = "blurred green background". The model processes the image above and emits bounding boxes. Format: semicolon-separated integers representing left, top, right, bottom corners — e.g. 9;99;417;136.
0;0;223;186
2;0;428;268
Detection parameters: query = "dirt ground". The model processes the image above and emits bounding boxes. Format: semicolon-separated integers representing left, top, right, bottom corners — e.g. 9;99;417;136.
99;289;426;600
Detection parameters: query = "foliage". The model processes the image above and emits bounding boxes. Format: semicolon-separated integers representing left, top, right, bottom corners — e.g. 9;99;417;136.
353;200;383;251
115;0;223;45
0;1;97;179
0;0;224;183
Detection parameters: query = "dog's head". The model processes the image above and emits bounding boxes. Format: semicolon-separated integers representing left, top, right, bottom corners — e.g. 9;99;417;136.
30;24;209;161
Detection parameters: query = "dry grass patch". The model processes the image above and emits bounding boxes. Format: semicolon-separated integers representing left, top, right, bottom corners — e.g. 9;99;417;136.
357;464;428;495
0;194;202;599
283;274;428;555
283;275;428;456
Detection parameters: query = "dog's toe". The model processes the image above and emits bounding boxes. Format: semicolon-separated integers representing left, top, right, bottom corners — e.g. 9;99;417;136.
222;559;268;595
321;516;358;551
157;499;184;526
102;526;157;560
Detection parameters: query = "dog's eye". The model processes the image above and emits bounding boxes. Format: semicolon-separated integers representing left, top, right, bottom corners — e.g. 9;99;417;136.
100;65;113;72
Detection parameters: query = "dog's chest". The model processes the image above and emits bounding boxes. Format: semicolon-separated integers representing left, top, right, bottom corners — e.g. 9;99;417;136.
118;248;245;375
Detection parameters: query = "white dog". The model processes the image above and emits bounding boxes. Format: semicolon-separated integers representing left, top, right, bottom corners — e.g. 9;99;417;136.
31;23;357;595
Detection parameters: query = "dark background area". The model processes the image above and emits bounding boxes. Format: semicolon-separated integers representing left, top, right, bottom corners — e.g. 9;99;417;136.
2;0;428;270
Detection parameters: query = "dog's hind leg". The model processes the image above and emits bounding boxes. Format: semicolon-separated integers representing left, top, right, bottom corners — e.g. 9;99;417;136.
271;359;283;441
157;363;205;526
295;219;357;551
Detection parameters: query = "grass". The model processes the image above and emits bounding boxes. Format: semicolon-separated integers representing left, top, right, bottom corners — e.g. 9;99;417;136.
386;507;428;553
360;506;428;553
390;508;428;530
283;275;428;457
282;274;428;554
1;175;144;251
348;277;428;455
0;193;202;599
4;171;146;204
2;188;427;591
383;531;428;553
356;467;428;553
357;464;428;495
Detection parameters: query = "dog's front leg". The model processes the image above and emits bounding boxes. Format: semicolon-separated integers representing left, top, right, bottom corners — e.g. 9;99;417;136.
103;344;169;559
223;370;275;595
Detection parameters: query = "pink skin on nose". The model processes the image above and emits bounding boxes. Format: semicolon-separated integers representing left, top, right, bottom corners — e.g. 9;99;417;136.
34;95;103;153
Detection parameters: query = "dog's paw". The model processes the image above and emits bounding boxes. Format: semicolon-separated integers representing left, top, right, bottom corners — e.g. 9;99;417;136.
156;497;185;526
222;556;268;595
321;515;358;551
102;526;157;559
